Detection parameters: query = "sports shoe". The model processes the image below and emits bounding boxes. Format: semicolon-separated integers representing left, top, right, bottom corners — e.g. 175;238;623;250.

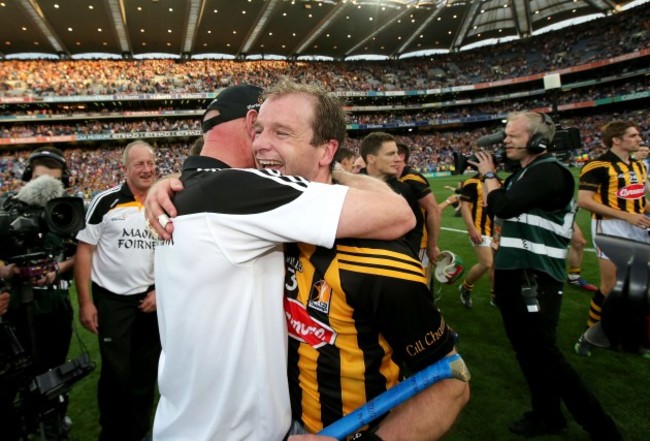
574;333;592;357
567;276;598;292
459;285;472;308
508;412;568;437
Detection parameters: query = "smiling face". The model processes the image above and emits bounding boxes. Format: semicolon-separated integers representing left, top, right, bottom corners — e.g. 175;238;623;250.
124;144;156;196
252;93;334;182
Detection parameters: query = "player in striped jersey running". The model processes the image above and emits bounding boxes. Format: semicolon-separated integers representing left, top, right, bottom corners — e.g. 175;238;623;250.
575;120;650;357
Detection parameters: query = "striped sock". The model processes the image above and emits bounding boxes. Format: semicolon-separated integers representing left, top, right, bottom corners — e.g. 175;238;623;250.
587;290;605;327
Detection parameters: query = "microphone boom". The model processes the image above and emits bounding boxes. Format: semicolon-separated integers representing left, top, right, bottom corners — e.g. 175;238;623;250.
476;131;505;147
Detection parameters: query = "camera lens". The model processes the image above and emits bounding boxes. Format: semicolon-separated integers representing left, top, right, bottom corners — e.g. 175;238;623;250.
50;201;75;229
44;197;85;236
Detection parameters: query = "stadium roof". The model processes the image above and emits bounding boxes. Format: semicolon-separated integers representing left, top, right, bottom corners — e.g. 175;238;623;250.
0;0;647;60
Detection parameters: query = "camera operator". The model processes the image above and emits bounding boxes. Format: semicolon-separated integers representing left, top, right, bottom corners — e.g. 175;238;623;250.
0;146;76;441
469;112;622;441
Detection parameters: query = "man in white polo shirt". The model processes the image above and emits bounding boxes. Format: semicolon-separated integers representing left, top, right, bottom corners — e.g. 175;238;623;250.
150;83;415;441
75;140;160;441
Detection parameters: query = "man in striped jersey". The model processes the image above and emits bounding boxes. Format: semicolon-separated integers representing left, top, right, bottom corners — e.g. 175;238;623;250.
457;171;499;308
396;142;442;274
255;93;469;440
471;112;621;441
575;121;650;357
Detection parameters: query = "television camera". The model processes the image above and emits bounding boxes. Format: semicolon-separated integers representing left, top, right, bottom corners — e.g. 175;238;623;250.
583;235;650;353
454;126;582;174
0;175;93;440
0;175;85;272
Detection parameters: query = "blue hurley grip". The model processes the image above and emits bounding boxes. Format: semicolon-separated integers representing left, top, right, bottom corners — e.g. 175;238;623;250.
318;353;462;440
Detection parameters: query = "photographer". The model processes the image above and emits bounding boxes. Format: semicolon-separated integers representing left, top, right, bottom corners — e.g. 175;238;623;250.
470;112;622;441
0;146;77;440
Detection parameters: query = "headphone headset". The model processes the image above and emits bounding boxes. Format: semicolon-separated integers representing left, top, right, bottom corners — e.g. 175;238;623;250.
526;112;555;154
22;149;71;187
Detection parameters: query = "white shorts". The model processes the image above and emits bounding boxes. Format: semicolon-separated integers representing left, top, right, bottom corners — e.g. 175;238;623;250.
418;248;430;267
591;218;650;259
467;235;492;248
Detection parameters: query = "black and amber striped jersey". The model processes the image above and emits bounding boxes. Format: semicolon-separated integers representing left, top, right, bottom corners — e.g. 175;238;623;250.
358;170;423;256
284;239;455;433
579;150;647;220
385;176;423;256
400;165;433;249
460;174;494;236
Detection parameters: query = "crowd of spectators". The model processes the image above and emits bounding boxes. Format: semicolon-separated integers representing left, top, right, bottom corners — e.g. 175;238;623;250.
0;105;185;118
2;75;647;140
0;5;647;197
0;141;191;197
1;109;646;196
1;118;200;138
0;6;647;97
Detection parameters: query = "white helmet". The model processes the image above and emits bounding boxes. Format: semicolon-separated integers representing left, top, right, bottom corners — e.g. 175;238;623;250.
433;251;465;284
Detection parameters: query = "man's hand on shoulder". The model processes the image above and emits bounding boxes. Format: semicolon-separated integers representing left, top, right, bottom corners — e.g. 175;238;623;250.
144;177;184;240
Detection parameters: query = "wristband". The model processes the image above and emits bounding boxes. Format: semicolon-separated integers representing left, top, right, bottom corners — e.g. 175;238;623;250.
351;431;384;441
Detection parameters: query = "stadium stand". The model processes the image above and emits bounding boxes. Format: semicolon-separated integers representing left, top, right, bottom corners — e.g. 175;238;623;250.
0;5;648;197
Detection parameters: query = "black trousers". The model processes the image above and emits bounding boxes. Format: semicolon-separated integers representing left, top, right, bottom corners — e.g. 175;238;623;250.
494;269;619;438
0;288;73;441
93;283;161;441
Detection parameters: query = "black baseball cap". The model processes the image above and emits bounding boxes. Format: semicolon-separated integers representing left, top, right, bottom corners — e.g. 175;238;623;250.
201;84;263;133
